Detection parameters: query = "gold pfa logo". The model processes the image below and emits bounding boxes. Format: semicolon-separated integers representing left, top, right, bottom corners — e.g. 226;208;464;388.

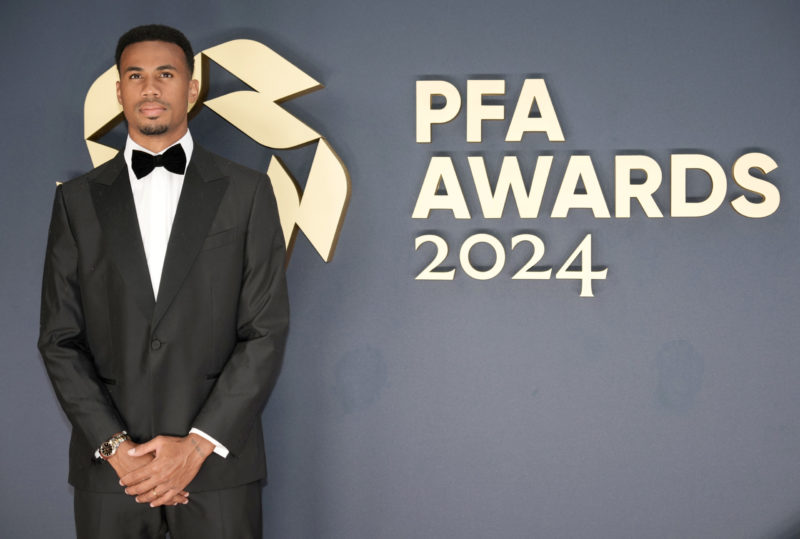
83;39;350;262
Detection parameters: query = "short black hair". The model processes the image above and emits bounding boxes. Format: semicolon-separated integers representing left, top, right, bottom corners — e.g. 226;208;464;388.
115;24;194;74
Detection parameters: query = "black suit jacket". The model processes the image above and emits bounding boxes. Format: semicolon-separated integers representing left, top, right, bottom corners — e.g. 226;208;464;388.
38;146;289;492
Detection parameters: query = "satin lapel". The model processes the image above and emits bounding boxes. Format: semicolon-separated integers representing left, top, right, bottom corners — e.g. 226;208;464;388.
89;155;156;319
152;147;229;330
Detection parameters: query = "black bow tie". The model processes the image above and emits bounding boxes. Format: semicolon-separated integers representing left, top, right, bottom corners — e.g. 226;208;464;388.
131;144;186;179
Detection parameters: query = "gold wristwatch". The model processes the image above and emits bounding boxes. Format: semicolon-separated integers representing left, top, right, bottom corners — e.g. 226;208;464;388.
98;431;129;459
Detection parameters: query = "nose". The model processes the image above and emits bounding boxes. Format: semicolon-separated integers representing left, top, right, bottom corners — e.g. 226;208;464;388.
142;77;160;97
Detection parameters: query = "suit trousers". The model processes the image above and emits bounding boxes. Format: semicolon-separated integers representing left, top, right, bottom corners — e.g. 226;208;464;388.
74;481;262;539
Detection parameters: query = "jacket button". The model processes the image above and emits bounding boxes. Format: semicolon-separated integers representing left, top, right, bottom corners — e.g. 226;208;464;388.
151;339;161;350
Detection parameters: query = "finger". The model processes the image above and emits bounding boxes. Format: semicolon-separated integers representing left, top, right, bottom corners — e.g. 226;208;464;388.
135;483;169;504
120;466;156;488
169;494;190;506
127;477;161;498
151;488;180;508
139;486;164;505
128;437;160;457
120;475;148;489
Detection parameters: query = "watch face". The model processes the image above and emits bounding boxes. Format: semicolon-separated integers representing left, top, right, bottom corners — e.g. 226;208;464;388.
99;441;114;457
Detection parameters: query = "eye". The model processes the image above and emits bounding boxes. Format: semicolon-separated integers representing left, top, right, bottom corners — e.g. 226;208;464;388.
160;72;174;78
128;73;141;80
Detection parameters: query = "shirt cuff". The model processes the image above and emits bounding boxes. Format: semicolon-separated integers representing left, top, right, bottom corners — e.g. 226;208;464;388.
189;428;229;458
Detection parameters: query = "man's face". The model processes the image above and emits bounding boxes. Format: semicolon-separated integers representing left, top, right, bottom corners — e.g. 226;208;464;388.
116;40;199;151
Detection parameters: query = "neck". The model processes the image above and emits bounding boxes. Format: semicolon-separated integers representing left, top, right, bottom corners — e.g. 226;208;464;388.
128;126;188;153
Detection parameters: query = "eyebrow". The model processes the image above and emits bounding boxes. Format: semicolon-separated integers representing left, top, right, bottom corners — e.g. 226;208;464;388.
123;64;178;73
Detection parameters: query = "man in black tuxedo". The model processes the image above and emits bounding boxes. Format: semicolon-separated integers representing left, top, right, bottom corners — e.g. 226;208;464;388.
38;24;289;538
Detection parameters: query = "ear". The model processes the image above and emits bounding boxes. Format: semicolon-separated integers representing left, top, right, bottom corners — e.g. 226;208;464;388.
188;78;199;105
116;80;122;105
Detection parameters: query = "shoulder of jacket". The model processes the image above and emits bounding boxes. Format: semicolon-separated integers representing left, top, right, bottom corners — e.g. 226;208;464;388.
60;153;125;192
193;145;266;186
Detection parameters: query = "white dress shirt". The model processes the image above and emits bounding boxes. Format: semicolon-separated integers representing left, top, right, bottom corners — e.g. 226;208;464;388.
119;131;229;458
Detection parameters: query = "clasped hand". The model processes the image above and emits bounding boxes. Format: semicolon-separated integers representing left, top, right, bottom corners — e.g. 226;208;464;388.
109;434;214;507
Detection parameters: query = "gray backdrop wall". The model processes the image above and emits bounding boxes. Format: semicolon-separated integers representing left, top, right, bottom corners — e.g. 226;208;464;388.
2;1;799;538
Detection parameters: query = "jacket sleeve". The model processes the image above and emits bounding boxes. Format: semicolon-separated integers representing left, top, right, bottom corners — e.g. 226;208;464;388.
38;185;125;448
191;177;290;455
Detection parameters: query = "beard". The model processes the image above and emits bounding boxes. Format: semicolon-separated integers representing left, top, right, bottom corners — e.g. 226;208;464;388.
138;123;169;136
135;99;170;136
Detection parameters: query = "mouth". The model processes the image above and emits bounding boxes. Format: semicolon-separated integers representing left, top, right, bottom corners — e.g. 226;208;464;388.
138;101;167;118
